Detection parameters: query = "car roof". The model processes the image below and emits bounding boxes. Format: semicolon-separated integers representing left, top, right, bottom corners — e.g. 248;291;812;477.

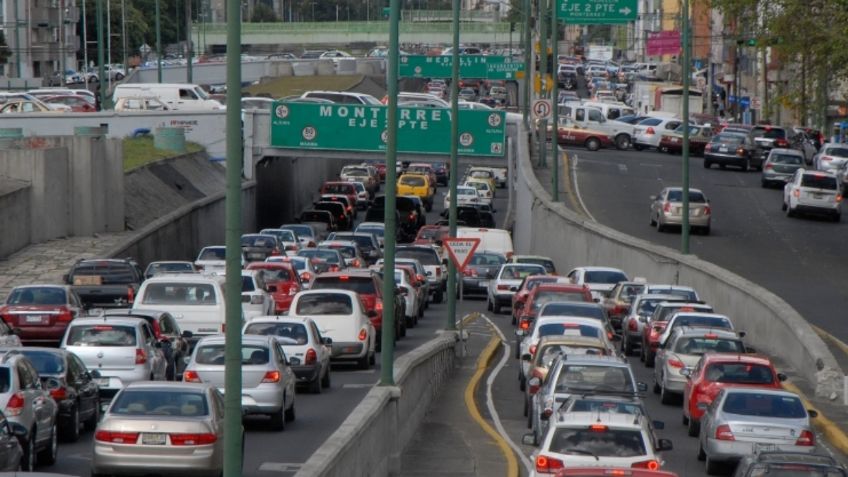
197;334;271;345
125;381;214;392
719;387;797;398
143;274;225;284
538;334;606;346
669;311;729;319
635;293;684;302
572;266;625;272
314;270;374;278
752;451;840;465
535;283;589;292
664;187;705;194
769;148;803;155
246;315;311;325
701;352;773;366
298;289;358;297
555;354;627;366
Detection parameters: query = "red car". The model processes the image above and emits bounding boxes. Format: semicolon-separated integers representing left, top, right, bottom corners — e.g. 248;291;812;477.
320;182;358;212
515;283;594;333
682;353;786;437
556;122;614;151
43;94;97;112
414;225;450;248
640;303;713;366
245;262;303;314
557;468;679;477
511;275;568;324
0;285;82;345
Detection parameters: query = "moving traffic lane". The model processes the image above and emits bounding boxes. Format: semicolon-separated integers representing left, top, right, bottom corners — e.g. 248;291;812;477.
569;148;848;351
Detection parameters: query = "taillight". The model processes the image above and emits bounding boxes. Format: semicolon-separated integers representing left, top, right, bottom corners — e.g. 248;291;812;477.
837;194;843;203
261;371;281;383
632;460;660;470
764;163;773;170
408;213;415;221
529;344;537;356
736;147;746;156
668;358;685;368
271;248;281;256
628;319;638;331
169;433;217;446
352;259;361;268
519;319;531;330
5;393;24;416
358;329;367;341
663;202;671;213
301;272;312;282
135;348;147;364
646;127;655;135
305;348;317;365
704;205;711;215
715;424;735;441
183;370;201;383
57;306;74;322
375;301;383;312
535;455;564;473
795;429;815;446
251;295;265;305
822;156;833;162
436;268;442;277
705;143;712;152
127;286;134;304
50;386;68;401
793;189;800;198
95;431;139;444
775;138;789;147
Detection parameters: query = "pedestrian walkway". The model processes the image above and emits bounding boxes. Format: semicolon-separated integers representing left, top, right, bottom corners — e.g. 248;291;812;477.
400;317;511;477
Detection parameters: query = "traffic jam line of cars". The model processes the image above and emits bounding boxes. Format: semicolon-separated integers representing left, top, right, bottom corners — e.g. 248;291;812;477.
0;159;512;475
463;249;847;476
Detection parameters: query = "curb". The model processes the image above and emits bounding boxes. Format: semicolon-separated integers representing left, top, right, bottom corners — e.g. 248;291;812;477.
464;331;520;477
782;381;848;456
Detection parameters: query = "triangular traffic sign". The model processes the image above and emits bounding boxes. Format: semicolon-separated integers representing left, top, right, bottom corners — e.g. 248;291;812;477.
443;238;481;273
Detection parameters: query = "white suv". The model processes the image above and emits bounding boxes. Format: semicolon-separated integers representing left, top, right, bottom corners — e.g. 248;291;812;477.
525;411;673;474
783;169;842;221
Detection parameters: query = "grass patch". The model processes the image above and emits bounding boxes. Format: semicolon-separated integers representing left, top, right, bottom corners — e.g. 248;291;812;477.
244;75;364;99
123;136;204;172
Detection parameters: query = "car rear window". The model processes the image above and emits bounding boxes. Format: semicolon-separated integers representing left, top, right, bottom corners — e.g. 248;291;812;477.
656;305;712;321
801;174;838;190
141;283;217;305
21;350;65;375
195;344;270;365
666;190;707;203
111;390;209;417
517;258;555;273
357;226;384;238
241;236;276;248
556;364;635;393
312;276;376;295
6;287;66;305
321;245;355;259
584;271;628;284
671;315;732;330
146;262;195;275
300;211;333;223
706;363;775;384
282;225;313;238
67;325;137;346
397;248;440;265
198;248;226;261
540;303;603;319
0;368;9;393
244;322;309;343
242;276;256;292
646;287;698;301
470;253;506;266
400;176;426;187
538;323;602;339
714;134;745;144
639;118;662;126
770;153;803;165
824;146;848;158
568;399;643;415
752;127;787;139
322;184;354;194
674;337;744;355
331;235;373;250
299;249;341;264
296;293;353;315
501;265;545;279
745;464;845;476
72;262;137;285
549;427;646;457
722;392;806;418
532;291;589;311
257;269;293;282
538;344;606;364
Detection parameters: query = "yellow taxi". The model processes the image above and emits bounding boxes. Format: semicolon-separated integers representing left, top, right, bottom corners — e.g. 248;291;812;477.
464;167;497;198
397;173;434;211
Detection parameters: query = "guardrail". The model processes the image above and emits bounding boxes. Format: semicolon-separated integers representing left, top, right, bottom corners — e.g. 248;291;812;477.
510;116;842;399
196;21;511;34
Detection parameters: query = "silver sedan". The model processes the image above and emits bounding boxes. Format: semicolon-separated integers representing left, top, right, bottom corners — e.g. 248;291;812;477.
698;387;817;475
649;187;712;234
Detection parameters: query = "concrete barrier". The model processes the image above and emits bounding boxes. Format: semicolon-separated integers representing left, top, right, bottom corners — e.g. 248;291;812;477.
295;332;458;477
509;117;842;398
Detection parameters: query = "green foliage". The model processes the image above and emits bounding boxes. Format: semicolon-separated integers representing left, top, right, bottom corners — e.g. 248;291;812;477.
251;3;279;22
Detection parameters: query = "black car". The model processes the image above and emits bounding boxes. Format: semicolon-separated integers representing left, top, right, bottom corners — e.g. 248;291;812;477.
703;132;759;171
63;258;144;309
461;252;507;297
240;233;281;262
432;162;449;186
732;451;846;477
371;195;420;241
299;210;336;239
3;348;100;442
314;201;351;231
442;206;486;227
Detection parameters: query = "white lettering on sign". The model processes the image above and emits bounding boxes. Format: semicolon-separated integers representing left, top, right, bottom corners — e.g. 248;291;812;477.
443;238;481;272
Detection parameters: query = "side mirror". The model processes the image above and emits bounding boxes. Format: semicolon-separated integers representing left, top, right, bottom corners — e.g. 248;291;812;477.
649;195;657;201
267;285;278;293
521;353;532;361
777;373;787;382
680;367;691;378
745;346;756;354
509;286;518;292
696;402;709;411
9;422;28;439
44;377;62;390
636;382;647;392
737;331;746;338
522;433;538;446
652;420;665;430
183;356;192;365
396;287;408;296
416;274;426;283
515;329;526;337
89;369;101;379
322;337;333;345
657;438;673;451
809;409;819;418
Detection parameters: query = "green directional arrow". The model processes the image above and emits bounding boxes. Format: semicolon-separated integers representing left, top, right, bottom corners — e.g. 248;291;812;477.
557;0;637;24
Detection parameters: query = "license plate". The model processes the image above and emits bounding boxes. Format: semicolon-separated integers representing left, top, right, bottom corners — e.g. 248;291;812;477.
671;138;679;143
813;193;824;199
142;433;167;445
24;315;45;324
249;253;264;259
97;378;110;387
719;146;728;152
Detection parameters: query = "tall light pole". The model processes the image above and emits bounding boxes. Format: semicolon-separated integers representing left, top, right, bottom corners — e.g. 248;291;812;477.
121;0;128;80
538;0;548;168
681;0;691;254
186;0;193;82
550;0;558;201
97;0;106;107
82;0;88;71
156;0;163;82
60;0;66;86
446;0;460;332
522;0;530;127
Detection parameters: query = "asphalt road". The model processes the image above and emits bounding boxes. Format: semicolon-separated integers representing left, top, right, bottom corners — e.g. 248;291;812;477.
35;163;508;477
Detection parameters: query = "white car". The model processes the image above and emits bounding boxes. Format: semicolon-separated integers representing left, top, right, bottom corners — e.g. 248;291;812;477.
241;270;274;320
487;263;548;314
242;316;332;394
633;116;686;150
814;143;848;173
565;266;629;301
194;246;245;272
443;186;480;210
783;169;842;221
280;224;318;248
133;273;231;338
260;228;301;255
518;316;612;381
355;222;386;248
525;411;672;475
288;290;376;369
464;179;494;207
391;267;423;329
620;293;687;357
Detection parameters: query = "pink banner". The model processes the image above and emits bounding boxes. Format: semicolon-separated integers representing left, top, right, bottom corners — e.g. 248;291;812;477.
646;31;681;56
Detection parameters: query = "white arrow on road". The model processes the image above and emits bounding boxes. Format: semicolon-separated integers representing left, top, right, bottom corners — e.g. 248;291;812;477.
619;6;632;15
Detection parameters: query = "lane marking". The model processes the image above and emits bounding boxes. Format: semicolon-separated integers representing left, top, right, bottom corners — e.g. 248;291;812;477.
782;380;848;457
813;324;848;359
618;164;628;174
570;154;598;222
258;462;303;472
464;326;520;477
480;313;535;474
342;383;377;389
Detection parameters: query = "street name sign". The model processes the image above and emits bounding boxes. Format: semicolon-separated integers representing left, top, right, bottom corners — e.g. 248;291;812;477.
557;0;638;23
443;238;481;272
399;55;525;80
270;102;506;157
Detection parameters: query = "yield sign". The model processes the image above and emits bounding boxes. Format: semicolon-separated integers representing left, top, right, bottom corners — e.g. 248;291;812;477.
443;238;481;273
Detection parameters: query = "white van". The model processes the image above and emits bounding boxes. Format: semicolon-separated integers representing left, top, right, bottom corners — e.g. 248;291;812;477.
112;83;223;111
132;274;236;339
456;227;514;259
581;101;636;121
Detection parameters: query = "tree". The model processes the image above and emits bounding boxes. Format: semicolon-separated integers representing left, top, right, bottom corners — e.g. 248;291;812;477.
251;3;279;22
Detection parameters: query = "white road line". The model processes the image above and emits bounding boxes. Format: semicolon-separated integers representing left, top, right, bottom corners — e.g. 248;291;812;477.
342;383;377;389
480;313;534;474
571;154;598;222
258;462;303;472
618;163;628;174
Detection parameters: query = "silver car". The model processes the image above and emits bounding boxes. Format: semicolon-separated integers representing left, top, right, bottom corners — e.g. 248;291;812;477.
813;143;848;173
761;148;804;188
487;263;547;314
650;186;712;234
91;382;227;477
183;335;296;430
699;387;817;475
783;169;842;221
620;294;685;356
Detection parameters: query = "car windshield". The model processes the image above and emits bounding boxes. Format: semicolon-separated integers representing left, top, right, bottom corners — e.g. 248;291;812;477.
141;283;217;305
518;258;555;273
556;364;634;393
257;268;292;282
244;322;309;343
7;287;66;305
241;236;276;248
647;287;697;301
584;271;628;284
312;276;376;295
674;336;744;355
470;253;506;266
298;249;341;264
671;315;731;330
110;390;209;417
770;153;803;165
538;344;606;364
666;190;707;203
296;293;353;315
824;146;848;157
532;291;589;311
67;325;137;346
541;303;604;319
706;362;774;384
21;351;65;375
282;225;313;238
357;226;384;238
323;184;354;195
397;248;440;265
321;245;355;259
549;427;646;457
501;265;546;279
72;262;137;285
801;174;838;190
538;323;602;339
722;392;806;418
714;134;745;144
261;229;296;242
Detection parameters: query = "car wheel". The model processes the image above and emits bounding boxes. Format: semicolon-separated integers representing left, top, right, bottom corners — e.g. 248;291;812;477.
38;424;58;465
487;298;493;311
687;417;700;437
518;373;526;392
358;353;370;370
649;213;656;226
786;204;795;218
269;405;285;431
742;158;750;171
634;144;645;151
623;335;634;356
166;359;176;381
523;395;529;416
309;374;322;394
834;212;841;223
719;163;727;169
781;200;787;211
705;456;723;475
492;301;501;314
514;340;521;359
369;350;376;365
646;350;656;367
585;138;601;151
62;405;81;442
682;413;689;425
84;399;100;431
656;220;665;233
21;433;35;471
701;225;711;236
761;179;768;188
653;377;661;394
639;342;647;362
615;134;631;150
703;160;711;169
284;398;296;422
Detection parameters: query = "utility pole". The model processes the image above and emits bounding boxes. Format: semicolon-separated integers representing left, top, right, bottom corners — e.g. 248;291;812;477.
550;0;558;201
681;0;691;254
96;0;106;107
538;0;547;168
121;0;128;81
186;0;193;82
60;0;66;86
156;0;163;82
446;0;460;332
82;0;88;72
522;0;531;128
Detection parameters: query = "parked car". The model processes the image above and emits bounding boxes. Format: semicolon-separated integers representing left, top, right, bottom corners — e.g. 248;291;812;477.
0;285;82;346
649;187;712;234
183;335;296;430
91;382;227;476
783;169;842;221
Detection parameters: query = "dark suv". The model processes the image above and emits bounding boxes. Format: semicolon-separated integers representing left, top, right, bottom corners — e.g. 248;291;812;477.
63;259;144;309
369;195;421;241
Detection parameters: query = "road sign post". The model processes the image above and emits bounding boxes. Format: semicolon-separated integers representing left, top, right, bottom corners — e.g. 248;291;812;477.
447;0;460;332
556;0;637;23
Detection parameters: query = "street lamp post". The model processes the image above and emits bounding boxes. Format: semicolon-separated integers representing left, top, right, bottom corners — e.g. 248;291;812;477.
156;0;163;82
681;0;691;254
82;0;88;72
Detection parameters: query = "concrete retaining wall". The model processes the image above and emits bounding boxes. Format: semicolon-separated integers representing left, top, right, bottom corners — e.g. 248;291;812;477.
295;332;458;477
510;117;842;398
0;180;31;258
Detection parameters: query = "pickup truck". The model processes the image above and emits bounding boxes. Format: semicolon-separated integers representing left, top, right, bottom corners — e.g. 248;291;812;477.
63;258;145;309
558;104;635;150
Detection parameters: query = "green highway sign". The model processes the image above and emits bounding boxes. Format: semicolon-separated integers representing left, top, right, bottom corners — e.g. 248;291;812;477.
270;102;506;157
557;0;637;23
399;55;525;80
